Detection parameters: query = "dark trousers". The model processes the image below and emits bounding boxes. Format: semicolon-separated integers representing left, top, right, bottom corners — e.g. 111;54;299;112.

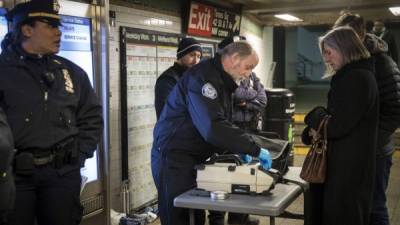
9;165;82;225
0;213;9;225
158;153;205;225
370;154;392;225
308;183;324;225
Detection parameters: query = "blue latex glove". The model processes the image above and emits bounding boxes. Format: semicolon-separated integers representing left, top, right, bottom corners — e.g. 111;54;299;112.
240;154;253;164
258;148;272;170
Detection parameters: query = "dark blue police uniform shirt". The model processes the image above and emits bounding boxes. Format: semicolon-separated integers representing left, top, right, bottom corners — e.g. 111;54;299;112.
0;44;103;158
153;55;261;162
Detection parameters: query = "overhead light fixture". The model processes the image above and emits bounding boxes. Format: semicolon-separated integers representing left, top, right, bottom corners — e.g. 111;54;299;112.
389;7;400;16
274;14;303;22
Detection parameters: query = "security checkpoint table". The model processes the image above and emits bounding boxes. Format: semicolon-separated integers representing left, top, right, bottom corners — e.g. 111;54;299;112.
174;167;308;225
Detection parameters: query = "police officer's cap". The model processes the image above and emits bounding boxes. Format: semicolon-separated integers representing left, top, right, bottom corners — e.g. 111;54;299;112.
6;0;61;27
218;35;246;50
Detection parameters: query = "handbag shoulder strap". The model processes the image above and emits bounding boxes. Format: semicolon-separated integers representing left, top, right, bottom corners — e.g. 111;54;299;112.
316;118;325;134
312;116;327;140
323;115;331;145
312;115;331;141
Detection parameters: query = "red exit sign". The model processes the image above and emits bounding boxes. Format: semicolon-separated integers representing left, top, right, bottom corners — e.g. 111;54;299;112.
188;2;214;37
187;1;241;38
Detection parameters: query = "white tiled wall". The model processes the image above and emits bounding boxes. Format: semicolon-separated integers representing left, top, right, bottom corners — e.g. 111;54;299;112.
240;16;270;87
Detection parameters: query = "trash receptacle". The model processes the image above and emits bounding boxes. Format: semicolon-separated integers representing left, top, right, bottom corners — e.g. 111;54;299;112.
263;88;295;168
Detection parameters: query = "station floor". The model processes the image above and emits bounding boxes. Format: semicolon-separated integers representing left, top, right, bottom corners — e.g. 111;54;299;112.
151;152;400;225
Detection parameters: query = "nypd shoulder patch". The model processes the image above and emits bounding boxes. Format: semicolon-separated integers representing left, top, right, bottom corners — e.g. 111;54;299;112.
201;83;217;100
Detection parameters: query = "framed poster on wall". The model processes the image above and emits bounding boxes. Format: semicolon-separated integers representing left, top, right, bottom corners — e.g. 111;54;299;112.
199;42;217;60
120;27;180;210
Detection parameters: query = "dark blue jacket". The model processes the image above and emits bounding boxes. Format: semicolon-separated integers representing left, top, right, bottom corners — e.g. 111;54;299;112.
153;55;261;163
154;62;187;119
0;45;103;161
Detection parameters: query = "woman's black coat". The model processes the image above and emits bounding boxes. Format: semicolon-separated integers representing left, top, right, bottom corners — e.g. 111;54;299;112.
305;58;379;225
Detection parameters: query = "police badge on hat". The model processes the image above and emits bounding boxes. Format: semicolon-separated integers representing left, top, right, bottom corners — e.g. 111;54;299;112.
202;83;217;100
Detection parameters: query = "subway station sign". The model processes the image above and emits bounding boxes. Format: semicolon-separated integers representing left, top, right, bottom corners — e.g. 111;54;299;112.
187;1;241;38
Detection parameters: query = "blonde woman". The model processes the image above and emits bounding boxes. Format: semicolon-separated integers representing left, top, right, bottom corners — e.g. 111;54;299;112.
333;13;400;225
302;27;379;225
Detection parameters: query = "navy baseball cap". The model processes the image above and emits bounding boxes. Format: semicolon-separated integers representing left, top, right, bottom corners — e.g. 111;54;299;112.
6;0;61;27
218;35;246;50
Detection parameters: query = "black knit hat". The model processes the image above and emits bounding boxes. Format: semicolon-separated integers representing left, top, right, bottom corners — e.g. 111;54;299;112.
177;37;202;59
6;0;61;27
218;35;246;50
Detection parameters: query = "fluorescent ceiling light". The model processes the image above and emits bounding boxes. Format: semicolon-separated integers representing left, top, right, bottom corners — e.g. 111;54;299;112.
274;14;303;22
389;7;400;16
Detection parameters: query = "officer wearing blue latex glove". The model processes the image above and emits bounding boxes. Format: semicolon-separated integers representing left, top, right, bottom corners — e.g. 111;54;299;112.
258;148;272;170
240;154;253;164
154;41;261;225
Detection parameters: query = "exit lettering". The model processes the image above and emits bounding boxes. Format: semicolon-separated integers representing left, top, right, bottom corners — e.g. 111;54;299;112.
188;2;214;37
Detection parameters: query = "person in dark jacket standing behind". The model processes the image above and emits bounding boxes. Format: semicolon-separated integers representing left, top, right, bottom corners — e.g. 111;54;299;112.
154;37;202;119
152;37;202;190
0;1;103;225
154;41;272;225
302;27;379;225
334;13;400;225
0;108;14;225
372;20;398;65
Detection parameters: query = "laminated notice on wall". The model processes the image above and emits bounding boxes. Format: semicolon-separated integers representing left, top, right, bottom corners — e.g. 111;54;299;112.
120;27;180;210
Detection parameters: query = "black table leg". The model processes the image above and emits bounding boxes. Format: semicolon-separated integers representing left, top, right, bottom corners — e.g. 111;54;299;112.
190;209;195;225
270;216;275;225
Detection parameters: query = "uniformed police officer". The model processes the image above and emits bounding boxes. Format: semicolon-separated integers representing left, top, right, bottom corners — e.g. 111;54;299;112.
0;1;103;225
153;41;272;225
0;108;14;225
